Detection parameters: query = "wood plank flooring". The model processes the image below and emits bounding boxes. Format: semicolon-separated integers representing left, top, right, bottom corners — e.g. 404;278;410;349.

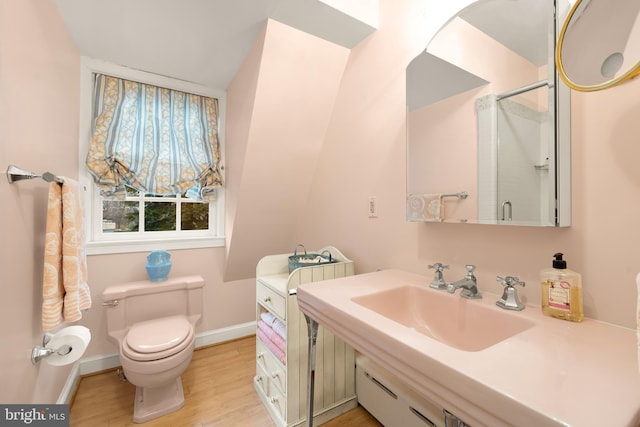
70;336;382;427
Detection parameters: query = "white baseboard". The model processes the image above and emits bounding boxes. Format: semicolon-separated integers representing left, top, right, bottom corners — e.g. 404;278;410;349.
195;321;256;348
57;363;81;405
58;321;256;404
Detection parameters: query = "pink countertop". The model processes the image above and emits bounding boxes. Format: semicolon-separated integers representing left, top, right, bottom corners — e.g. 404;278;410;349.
296;269;640;427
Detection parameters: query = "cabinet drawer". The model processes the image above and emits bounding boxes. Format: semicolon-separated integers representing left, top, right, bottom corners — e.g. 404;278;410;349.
268;380;286;420
255;361;269;396
257;282;286;320
256;338;286;393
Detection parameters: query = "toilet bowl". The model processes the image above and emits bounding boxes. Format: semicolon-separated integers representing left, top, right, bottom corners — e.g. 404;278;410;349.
102;276;204;423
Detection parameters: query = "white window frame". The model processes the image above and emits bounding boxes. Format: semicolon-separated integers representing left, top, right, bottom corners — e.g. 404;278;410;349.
78;57;225;255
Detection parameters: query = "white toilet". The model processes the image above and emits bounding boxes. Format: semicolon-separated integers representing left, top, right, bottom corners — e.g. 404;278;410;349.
102;275;204;423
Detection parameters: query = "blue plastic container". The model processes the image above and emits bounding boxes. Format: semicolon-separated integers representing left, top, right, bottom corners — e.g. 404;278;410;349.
145;250;172;282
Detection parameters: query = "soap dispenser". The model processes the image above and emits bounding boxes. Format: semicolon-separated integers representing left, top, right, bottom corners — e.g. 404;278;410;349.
540;253;583;322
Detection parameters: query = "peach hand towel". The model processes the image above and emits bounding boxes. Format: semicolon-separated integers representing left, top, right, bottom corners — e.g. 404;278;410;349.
42;179;91;331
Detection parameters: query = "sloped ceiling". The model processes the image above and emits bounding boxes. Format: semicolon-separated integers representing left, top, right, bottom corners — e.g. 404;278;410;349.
54;0;377;90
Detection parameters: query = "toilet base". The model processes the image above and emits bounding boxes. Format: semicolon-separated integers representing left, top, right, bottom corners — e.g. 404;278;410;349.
133;377;185;423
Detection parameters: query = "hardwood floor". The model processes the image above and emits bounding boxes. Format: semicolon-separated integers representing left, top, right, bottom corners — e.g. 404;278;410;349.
70;336;382;427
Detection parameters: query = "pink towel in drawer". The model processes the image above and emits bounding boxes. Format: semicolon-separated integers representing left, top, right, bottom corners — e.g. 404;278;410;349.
257;329;286;364
258;320;286;353
260;311;286;340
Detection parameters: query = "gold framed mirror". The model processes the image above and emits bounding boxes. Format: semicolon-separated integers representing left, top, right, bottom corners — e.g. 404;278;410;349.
557;0;640;91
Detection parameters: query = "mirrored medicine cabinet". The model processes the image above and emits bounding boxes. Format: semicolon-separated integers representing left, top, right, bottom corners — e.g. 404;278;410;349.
406;0;571;227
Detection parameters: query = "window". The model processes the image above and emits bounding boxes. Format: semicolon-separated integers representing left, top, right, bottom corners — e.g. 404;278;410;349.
102;187;210;233
79;58;225;255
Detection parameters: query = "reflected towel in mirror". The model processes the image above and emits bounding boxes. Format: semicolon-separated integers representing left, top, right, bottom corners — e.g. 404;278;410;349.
407;194;443;222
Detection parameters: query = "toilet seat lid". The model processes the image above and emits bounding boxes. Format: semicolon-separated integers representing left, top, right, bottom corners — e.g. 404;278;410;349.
125;315;191;354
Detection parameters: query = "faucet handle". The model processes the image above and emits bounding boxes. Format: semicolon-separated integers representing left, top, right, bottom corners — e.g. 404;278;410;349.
496;276;525;288
464;264;476;276
428;263;449;271
428;263;449;290
496;276;525;311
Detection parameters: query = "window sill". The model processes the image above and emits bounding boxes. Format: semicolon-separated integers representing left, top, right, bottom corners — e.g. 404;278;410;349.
86;236;225;255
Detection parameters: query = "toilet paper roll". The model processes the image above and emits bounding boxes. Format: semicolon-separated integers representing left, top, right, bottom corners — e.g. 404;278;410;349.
45;326;91;366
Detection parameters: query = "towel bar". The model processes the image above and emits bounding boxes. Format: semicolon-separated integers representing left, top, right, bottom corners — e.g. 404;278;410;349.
442;191;468;199
6;165;64;184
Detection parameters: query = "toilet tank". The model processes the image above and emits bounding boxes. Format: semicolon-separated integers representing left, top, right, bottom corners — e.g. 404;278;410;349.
102;275;204;343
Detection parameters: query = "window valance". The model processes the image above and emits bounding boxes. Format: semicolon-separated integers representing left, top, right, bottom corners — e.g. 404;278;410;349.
86;74;223;201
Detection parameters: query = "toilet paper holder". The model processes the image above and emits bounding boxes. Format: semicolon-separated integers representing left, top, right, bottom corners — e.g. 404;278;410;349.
31;332;72;364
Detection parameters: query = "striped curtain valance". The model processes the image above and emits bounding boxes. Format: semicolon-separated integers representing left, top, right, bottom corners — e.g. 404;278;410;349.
86;74;223;201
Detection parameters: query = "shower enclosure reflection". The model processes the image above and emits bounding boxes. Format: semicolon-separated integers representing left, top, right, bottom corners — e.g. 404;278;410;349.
477;83;554;224
406;0;571;226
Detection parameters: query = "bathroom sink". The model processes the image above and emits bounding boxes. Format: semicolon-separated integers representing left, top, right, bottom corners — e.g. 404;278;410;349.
352;285;534;351
298;270;640;426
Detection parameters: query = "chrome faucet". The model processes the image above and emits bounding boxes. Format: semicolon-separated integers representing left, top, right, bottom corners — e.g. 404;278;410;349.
446;265;481;299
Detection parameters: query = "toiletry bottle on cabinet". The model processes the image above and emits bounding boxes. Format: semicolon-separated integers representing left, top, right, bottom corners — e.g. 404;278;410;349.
541;253;583;322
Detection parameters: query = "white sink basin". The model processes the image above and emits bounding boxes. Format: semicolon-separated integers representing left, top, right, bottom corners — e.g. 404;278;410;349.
352;285;534;351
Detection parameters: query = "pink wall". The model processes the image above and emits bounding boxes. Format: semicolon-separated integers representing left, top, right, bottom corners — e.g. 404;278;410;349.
225;19;349;281
3;0;640;407
225;24;265;262
0;0;80;403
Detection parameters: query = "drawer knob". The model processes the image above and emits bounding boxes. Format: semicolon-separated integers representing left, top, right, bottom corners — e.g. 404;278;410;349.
271;372;279;379
257;352;264;359
270;396;278;404
255;375;263;382
263;296;272;303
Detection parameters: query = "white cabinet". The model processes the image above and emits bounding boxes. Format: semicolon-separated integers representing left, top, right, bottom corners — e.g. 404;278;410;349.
356;356;448;427
253;246;357;427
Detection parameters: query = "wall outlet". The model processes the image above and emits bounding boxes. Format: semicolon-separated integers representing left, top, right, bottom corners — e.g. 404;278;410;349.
368;197;377;218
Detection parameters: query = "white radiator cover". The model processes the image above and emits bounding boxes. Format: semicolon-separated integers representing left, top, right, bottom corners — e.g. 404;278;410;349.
356;355;447;427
